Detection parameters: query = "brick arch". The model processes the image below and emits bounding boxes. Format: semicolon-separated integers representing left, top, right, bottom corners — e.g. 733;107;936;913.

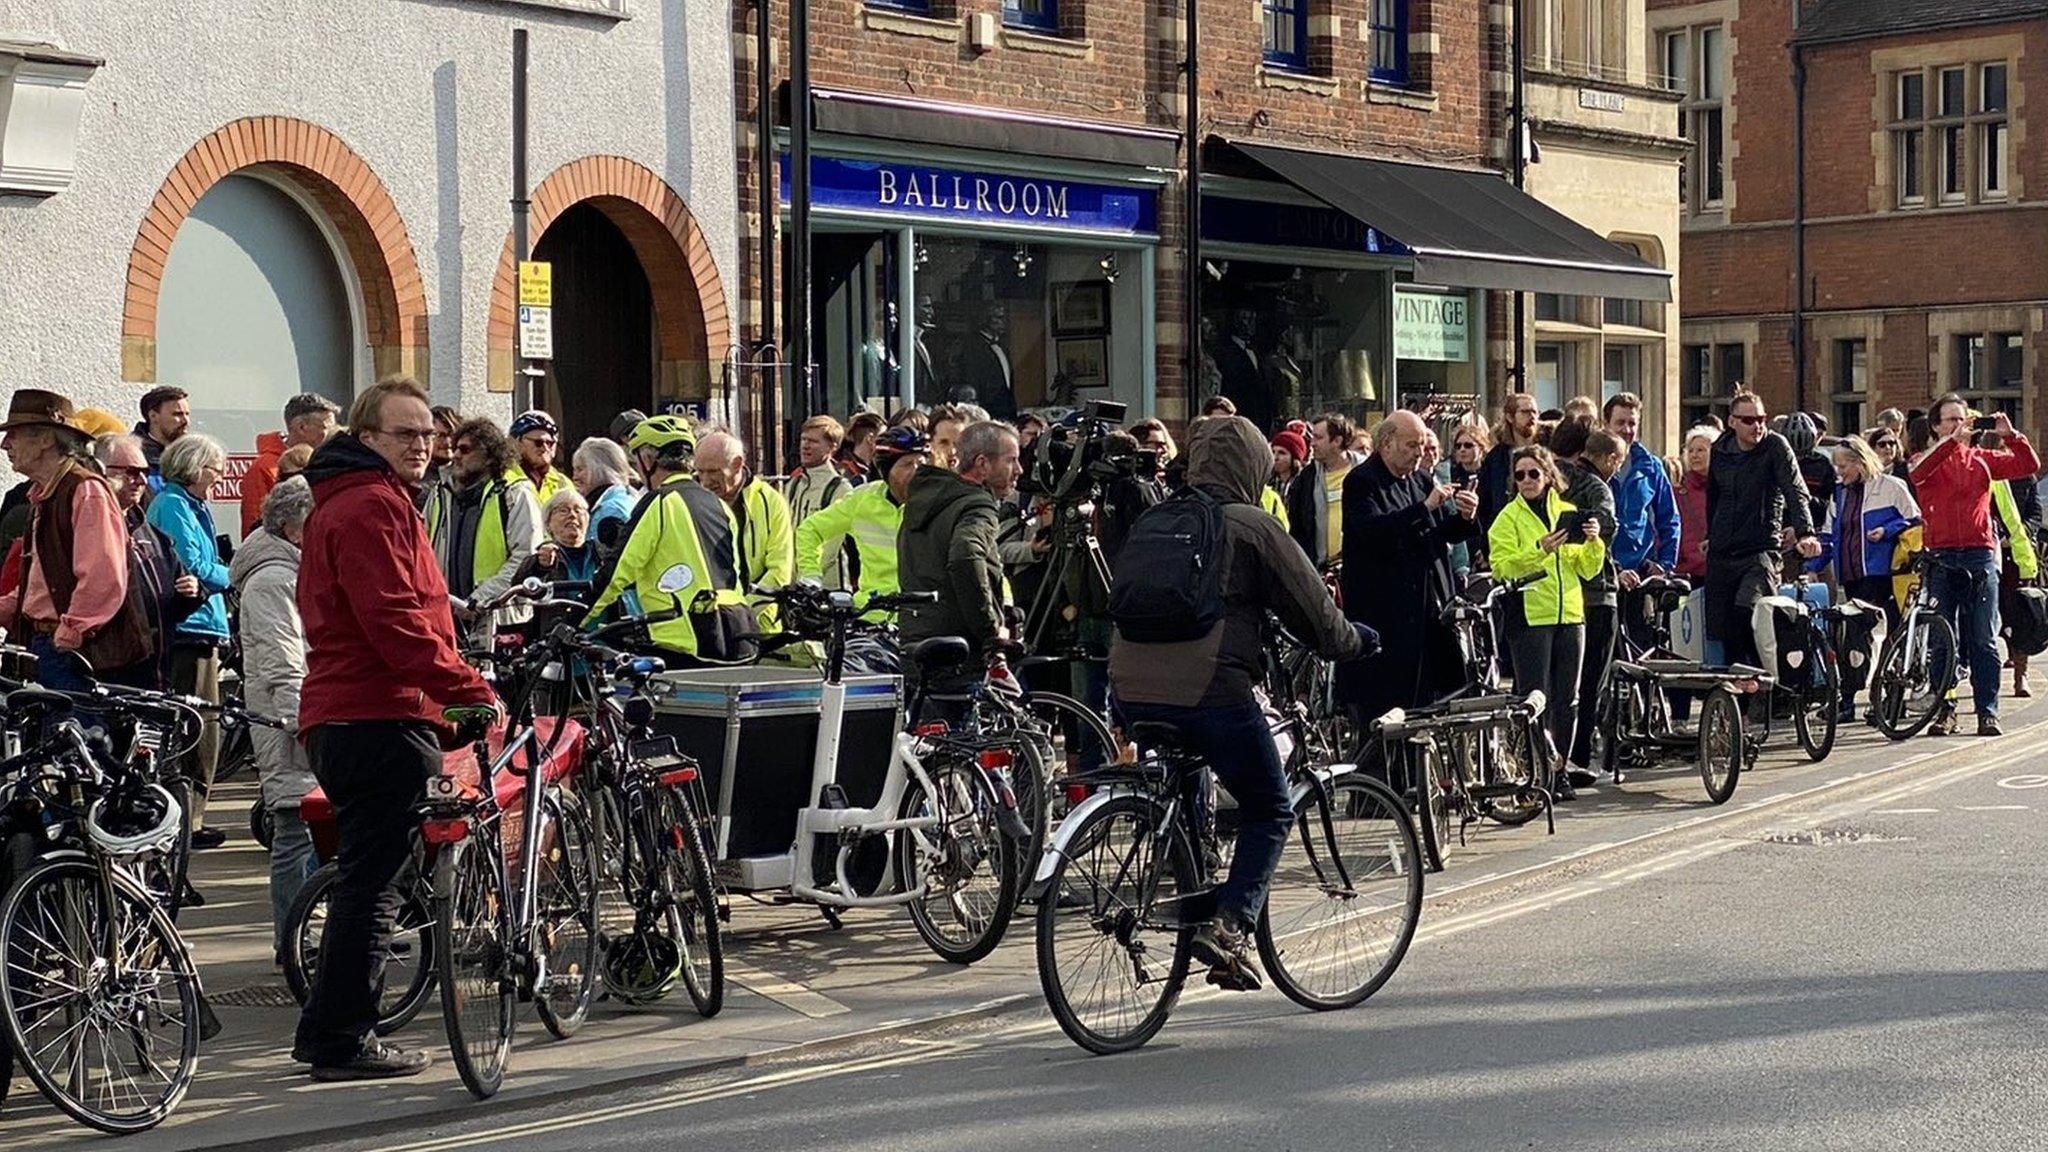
119;116;429;384
486;156;730;396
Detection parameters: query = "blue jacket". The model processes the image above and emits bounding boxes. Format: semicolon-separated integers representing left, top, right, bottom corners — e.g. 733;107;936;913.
590;483;639;553
144;482;232;643
1810;471;1920;581
1609;441;1680;572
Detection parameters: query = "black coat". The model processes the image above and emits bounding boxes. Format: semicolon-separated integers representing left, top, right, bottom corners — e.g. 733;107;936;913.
1336;456;1479;723
949;337;1017;421
1706;430;1815;561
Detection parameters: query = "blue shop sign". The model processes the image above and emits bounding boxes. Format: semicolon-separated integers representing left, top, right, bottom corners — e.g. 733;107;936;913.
1202;195;1411;256
782;155;1158;237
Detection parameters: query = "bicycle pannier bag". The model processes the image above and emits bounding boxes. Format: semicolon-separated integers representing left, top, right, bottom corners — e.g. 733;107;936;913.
2003;584;2048;658
1754;594;1812;686
1110;489;1228;643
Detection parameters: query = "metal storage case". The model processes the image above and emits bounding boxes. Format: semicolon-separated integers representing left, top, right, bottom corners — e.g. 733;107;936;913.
645;667;901;866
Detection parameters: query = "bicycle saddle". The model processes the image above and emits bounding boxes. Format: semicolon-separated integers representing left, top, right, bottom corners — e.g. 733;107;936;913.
1128;721;1193;755
908;636;973;671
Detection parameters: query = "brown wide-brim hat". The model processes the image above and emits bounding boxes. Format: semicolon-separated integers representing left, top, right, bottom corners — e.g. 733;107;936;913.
0;389;86;438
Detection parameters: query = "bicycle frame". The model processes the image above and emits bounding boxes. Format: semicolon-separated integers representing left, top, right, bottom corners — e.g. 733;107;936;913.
784;674;946;908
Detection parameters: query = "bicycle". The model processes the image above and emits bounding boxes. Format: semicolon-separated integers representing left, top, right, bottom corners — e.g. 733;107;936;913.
1870;552;1961;741
1033;700;1423;1054
0;676;206;1133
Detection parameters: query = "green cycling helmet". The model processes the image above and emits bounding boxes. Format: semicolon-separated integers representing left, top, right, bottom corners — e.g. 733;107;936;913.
627;414;696;453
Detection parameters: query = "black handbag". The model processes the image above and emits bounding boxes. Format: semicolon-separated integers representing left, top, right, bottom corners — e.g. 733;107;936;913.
2002;583;2048;657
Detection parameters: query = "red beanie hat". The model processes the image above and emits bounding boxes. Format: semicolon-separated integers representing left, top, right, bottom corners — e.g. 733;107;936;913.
1271;429;1309;463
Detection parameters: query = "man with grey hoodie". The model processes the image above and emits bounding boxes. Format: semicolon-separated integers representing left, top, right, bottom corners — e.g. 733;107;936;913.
1109;415;1376;991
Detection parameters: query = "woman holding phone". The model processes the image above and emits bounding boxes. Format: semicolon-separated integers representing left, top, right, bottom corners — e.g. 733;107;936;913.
1488;445;1607;800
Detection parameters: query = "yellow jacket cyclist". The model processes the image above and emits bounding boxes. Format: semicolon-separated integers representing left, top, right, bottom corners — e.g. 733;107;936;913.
792;426;930;602
1488;445;1607;788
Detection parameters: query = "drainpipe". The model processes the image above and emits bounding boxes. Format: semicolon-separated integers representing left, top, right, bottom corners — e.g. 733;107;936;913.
1792;40;1809;414
755;0;780;459
511;29;533;415
1510;0;1527;398
1184;0;1202;415
790;0;816;420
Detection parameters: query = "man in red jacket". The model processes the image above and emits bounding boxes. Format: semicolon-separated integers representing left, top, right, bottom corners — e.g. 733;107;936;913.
290;376;496;1080
1911;396;2040;737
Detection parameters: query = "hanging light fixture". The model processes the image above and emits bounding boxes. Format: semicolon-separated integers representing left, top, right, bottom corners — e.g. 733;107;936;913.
1099;253;1120;284
1014;244;1033;278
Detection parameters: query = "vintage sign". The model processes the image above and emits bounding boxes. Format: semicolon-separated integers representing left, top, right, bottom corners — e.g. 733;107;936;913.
1393;288;1470;363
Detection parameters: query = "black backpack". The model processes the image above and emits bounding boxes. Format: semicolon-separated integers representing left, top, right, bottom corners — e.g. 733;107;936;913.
1109;488;1228;643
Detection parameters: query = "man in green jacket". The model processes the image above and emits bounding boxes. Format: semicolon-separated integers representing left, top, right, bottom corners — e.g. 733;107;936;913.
794;427;927;600
898;421;1021;683
695;429;794;593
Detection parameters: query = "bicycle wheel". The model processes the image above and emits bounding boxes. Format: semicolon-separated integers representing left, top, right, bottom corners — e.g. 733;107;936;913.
1794;647;1841;762
1698;686;1744;805
1469;725;1545;827
1258;775;1423;1011
284;860;437;1033
1593;676;1638;780
1006;729;1053;879
534;792;599;1040
1035;795;1195;1054
667;792;725;1017
435;835;515;1100
0;857;200;1134
1412;740;1452;872
1872;612;1958;741
897;757;1019;965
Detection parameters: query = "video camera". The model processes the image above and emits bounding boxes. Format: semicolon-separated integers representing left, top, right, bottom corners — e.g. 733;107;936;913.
1020;398;1151;504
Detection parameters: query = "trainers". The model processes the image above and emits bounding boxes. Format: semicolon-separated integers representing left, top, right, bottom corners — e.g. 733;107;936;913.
1552;776;1578;802
1566;767;1599;789
310;1040;432;1081
190;826;227;850
1978;716;2004;738
1188;922;1263;993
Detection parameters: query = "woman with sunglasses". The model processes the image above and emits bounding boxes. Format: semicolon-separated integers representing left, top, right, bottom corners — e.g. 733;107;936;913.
1448;424;1491;573
1865;426;1908;484
1488;445;1606;799
1820;436;1920;628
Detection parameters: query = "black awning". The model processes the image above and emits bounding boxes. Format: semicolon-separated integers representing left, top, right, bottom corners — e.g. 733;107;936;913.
780;85;1183;171
1223;139;1673;302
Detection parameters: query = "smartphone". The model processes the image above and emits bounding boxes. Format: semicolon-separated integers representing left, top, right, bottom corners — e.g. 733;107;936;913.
1556;509;1591;539
1974;416;2001;432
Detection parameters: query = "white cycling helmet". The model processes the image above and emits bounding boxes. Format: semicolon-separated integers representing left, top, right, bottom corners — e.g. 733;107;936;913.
86;781;182;860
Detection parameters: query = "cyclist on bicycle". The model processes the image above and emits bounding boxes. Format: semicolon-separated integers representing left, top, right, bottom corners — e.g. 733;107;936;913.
1108;415;1377;991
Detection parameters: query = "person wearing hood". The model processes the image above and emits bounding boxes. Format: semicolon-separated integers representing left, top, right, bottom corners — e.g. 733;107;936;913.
1705;391;1820;671
293;377;496;1081
898;421;1018;683
1338;411;1482;733
1110;414;1373;991
229;476;319;965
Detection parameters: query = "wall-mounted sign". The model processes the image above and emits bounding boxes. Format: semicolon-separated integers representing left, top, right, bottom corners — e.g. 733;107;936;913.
783;155;1158;236
1393;288;1469;363
518;260;553;307
1578;89;1626;113
1200;195;1411;256
518;305;554;360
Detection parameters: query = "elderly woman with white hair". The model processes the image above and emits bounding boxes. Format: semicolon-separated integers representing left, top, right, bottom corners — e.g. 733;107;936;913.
229;475;320;958
571;436;639;555
146;432;235;852
515;487;599;586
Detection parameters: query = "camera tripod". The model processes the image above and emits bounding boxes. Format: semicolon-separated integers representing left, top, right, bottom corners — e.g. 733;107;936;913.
1022;496;1115;658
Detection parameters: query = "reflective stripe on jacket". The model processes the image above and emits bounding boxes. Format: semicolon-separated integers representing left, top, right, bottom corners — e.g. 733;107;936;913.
586;476;741;657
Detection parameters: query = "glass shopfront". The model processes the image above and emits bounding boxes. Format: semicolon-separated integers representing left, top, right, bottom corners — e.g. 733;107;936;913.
787;154;1160;421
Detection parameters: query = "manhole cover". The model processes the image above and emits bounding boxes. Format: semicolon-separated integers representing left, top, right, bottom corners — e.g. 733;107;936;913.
1753;826;1909;847
208;985;300;1008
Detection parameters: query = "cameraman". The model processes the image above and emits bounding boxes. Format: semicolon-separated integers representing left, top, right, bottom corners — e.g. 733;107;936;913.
1110;416;1374;992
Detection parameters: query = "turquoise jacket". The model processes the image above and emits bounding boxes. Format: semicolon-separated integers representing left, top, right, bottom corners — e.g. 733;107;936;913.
144;481;231;643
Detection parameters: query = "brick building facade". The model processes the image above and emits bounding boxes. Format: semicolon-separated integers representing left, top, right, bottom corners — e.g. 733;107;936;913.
1648;0;2048;438
731;0;1671;444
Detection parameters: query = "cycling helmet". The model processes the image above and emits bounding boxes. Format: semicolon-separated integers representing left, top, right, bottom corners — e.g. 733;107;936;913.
871;425;929;463
626;414;697;454
508;410;560;440
87;781;182;861
601;929;681;1004
1782;412;1820;456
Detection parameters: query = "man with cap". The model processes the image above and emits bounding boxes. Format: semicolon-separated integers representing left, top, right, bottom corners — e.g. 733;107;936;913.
795;426;927;604
241;393;342;536
0;391;153;692
607;409;648;447
509;410;574;508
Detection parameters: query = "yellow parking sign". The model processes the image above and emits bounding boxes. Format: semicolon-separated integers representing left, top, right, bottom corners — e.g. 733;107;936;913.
518;261;552;307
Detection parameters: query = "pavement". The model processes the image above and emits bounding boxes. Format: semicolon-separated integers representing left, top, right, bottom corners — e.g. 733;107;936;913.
5;683;2045;1150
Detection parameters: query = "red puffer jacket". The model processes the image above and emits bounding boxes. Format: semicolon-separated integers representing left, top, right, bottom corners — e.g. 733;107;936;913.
296;434;491;738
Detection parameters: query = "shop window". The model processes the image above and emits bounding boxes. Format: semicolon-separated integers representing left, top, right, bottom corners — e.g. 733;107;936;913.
1369;0;1409;85
1602;344;1642;400
1680;340;1742;424
1263;0;1310;70
1661;24;1727;215
1003;0;1057;32
869;0;932;13
1603;296;1644;329
1532;343;1575;412
1892;61;2010;209
1832;338;1868;435
1202;261;1399;430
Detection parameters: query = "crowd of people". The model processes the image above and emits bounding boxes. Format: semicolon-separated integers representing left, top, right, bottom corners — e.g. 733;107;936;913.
1;371;2042;1068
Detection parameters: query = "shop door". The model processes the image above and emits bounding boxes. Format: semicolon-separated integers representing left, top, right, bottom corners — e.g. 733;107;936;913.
534;204;657;445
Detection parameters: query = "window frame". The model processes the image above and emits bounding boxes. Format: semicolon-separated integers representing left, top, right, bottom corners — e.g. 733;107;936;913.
1831;338;1869;436
1680;340;1744;423
1369;0;1410;86
1891;61;2010;210
1262;0;1311;71
1002;0;1058;31
869;0;933;13
1952;330;2026;419
1662;23;1729;216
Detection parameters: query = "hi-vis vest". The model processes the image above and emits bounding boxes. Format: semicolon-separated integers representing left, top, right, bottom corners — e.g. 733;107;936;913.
586;476;743;657
793;481;901;596
426;470;533;590
1995;479;2040;580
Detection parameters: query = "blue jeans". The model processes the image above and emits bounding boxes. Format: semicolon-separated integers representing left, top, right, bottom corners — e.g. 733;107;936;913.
1118;696;1291;933
1929;548;2003;719
28;633;94;695
269;807;318;957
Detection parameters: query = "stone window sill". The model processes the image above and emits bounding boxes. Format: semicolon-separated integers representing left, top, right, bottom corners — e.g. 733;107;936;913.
1001;28;1093;58
1258;65;1339;98
1367;81;1437;111
466;0;629;19
862;7;958;41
